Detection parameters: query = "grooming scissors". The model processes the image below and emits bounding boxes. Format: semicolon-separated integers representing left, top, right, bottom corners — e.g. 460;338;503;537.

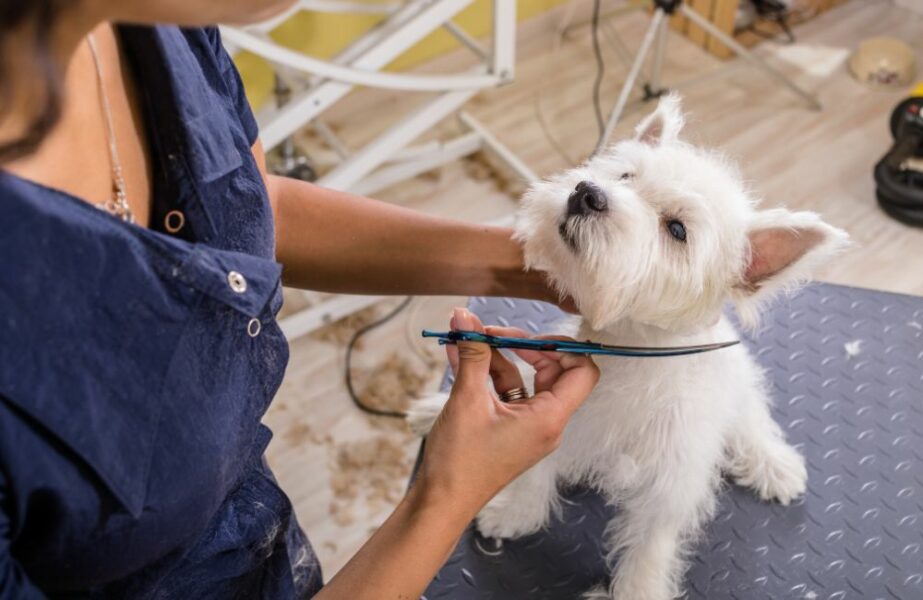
422;330;739;358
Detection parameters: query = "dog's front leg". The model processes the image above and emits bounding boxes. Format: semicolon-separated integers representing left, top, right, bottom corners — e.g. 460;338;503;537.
589;468;719;600
725;387;807;505
476;456;559;540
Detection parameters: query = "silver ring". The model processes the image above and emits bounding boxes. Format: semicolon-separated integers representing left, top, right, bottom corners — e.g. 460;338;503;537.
499;387;529;402
164;209;185;233
247;318;262;338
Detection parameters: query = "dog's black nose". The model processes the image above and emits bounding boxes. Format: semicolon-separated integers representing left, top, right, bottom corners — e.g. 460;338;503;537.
567;181;608;216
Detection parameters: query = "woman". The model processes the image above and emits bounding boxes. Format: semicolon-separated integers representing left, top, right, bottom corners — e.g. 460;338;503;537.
0;1;600;598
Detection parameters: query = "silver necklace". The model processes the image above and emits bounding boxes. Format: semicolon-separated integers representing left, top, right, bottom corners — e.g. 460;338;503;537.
87;33;134;224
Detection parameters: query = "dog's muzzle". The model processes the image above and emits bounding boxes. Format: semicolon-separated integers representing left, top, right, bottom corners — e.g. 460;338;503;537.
567;181;608;217
560;181;608;250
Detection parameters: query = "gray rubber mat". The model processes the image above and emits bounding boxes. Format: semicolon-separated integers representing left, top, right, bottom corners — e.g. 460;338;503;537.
420;284;923;600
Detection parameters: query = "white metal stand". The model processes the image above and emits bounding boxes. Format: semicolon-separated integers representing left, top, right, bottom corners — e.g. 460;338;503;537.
592;0;822;156
221;1;536;340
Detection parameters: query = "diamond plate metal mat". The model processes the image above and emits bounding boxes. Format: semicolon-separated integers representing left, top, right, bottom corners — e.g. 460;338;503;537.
420;283;923;600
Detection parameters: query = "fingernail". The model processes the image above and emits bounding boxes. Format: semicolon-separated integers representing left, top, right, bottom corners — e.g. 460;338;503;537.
453;307;473;330
449;312;458;331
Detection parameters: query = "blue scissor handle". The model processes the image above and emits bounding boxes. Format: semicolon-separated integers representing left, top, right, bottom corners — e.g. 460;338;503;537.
422;329;739;358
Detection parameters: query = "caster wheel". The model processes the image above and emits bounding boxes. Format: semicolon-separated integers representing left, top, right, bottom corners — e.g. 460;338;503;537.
269;154;317;182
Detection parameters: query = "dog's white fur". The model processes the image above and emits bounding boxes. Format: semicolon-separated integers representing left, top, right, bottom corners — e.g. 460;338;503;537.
408;95;849;600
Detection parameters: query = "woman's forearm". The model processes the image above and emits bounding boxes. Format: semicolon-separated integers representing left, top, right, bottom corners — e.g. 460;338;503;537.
273;175;549;300
315;484;476;600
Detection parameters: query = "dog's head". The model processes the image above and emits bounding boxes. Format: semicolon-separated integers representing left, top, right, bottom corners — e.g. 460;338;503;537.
515;94;849;332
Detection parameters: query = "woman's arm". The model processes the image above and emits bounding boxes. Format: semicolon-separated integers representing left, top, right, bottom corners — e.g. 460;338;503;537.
274;176;547;299
253;143;559;304
315;309;599;599
314;483;473;600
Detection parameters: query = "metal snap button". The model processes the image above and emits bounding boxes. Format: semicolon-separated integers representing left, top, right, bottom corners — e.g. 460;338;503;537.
247;318;261;337
164;209;185;233
227;271;247;293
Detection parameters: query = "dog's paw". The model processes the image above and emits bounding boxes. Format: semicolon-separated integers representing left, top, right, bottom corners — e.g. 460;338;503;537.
736;442;807;505
405;393;448;436
609;575;676;600
476;500;546;540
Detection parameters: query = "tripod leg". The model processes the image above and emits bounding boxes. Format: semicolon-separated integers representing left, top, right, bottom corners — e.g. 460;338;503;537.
602;21;648;96
679;4;821;110
594;8;667;156
647;12;669;99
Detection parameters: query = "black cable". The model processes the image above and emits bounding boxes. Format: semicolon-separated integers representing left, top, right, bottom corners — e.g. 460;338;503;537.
590;0;606;144
344;296;414;419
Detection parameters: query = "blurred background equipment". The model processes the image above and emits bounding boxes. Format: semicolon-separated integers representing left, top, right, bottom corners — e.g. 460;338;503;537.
874;85;923;226
736;0;796;43
269;73;318;181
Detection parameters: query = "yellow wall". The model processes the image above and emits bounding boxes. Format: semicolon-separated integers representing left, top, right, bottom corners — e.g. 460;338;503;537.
236;0;568;110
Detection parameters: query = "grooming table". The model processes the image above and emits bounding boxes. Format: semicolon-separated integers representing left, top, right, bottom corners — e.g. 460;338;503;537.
419;283;923;600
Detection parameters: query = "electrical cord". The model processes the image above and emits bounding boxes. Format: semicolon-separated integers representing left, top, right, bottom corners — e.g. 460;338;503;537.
535;0;654;164
344;296;414;419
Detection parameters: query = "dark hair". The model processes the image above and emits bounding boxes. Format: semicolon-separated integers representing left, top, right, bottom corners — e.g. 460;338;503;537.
0;0;65;162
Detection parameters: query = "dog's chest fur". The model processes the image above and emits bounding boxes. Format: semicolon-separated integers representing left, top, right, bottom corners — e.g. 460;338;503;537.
550;316;760;494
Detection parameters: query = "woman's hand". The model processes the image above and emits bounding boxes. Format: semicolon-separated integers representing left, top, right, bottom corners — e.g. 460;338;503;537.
317;308;598;600
414;307;599;518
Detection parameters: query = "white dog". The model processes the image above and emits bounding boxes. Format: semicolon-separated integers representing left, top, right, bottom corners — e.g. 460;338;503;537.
409;95;849;600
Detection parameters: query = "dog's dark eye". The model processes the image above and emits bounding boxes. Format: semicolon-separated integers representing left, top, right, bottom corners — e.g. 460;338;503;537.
619;172;633;181
666;219;687;242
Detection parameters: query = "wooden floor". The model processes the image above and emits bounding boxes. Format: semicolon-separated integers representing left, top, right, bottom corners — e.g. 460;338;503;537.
260;0;923;578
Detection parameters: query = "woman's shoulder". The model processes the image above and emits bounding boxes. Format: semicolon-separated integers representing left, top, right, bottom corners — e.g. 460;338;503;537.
175;26;244;88
136;25;260;147
123;25;233;79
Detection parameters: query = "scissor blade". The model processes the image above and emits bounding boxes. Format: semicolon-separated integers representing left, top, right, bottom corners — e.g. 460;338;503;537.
422;330;740;357
571;339;740;357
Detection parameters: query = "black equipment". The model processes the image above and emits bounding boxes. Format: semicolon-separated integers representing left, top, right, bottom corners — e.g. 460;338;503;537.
875;95;923;226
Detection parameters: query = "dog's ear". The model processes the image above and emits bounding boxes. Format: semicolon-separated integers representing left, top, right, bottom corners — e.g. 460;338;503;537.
733;208;850;326
634;93;684;146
